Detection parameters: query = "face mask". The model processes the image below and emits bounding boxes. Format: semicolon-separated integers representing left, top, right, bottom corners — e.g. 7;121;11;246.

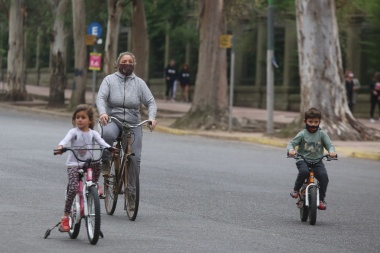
305;123;319;133
118;64;134;76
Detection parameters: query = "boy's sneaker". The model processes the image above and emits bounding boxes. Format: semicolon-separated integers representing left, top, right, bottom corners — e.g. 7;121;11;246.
318;200;327;210
290;190;299;199
58;216;70;232
101;160;111;176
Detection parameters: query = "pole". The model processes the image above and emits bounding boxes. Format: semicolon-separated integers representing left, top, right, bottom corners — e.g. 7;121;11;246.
266;0;274;134
92;41;97;106
228;36;235;132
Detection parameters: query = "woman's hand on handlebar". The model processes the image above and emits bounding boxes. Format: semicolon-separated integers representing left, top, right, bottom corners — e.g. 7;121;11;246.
148;119;157;131
99;113;109;126
107;147;119;154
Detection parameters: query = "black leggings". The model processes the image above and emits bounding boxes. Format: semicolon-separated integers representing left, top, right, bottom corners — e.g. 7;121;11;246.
370;96;380;119
293;160;329;201
165;80;175;98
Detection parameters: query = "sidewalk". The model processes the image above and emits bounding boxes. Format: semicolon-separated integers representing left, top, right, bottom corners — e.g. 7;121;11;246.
3;84;380;161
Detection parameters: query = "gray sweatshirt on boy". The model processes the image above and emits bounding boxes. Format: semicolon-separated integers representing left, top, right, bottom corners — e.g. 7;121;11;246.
96;71;157;124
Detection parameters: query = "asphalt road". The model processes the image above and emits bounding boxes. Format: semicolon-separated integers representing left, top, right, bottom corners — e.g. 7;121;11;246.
0;106;379;253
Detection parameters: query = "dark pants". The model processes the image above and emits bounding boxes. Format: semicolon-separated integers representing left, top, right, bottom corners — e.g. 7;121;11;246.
370;96;380;118
165;80;175;98
293;160;329;201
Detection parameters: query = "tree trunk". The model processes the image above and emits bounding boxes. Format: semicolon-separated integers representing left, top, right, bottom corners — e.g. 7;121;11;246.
295;0;380;140
103;0;123;76
48;0;69;107
70;0;88;108
7;0;27;101
173;0;228;130
131;0;148;81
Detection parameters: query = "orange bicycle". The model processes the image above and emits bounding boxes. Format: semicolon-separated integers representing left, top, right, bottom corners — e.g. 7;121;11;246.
287;153;338;225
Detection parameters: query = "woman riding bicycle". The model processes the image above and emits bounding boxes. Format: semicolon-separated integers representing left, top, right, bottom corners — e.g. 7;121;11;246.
96;51;157;176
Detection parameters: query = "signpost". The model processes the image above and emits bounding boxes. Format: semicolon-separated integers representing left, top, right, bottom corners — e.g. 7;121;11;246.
220;34;235;132
87;22;102;105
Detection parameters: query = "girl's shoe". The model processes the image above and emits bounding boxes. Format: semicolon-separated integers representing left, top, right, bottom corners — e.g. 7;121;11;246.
58;216;70;232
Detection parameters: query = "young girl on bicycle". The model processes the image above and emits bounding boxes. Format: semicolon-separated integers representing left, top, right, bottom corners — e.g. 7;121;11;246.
56;104;111;232
287;108;336;210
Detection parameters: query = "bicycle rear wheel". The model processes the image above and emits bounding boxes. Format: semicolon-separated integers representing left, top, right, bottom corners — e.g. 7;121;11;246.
308;186;317;225
86;186;101;245
124;155;139;221
104;156;119;215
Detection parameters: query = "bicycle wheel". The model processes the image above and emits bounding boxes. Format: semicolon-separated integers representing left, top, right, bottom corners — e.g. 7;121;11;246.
124;155;139;221
308;186;317;225
86;186;101;245
299;198;308;222
104;155;119;215
68;194;80;239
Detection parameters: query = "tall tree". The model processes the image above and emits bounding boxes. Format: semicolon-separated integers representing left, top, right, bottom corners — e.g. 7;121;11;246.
7;0;27;101
173;0;228;130
131;0;148;81
70;0;87;108
47;0;69;107
103;0;124;75
295;0;379;140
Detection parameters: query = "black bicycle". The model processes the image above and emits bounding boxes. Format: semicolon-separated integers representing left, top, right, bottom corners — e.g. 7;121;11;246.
103;117;152;220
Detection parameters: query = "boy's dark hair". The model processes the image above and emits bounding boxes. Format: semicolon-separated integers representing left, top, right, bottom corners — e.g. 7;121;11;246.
305;108;321;120
72;104;95;129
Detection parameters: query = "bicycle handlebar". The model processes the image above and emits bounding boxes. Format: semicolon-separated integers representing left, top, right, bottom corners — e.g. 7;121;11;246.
287;153;338;165
107;116;152;129
53;147;115;163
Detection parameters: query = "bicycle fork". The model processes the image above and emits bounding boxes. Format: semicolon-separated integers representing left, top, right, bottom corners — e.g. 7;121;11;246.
304;171;319;207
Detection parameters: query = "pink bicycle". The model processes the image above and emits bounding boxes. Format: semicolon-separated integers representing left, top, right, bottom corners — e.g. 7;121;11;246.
45;147;112;245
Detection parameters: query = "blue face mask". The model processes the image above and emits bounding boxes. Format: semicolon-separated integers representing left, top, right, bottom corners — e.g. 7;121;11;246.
305;123;319;133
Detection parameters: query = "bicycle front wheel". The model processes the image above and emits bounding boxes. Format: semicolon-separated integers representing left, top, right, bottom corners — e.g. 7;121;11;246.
86;186;101;245
308;186;317;225
124;155;139;221
104;156;119;215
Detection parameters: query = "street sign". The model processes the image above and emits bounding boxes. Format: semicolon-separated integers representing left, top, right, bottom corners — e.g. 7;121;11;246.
88;52;102;71
85;35;96;45
87;22;102;37
219;35;232;48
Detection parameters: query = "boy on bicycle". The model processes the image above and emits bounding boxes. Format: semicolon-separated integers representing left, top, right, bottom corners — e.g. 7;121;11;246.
287;108;336;210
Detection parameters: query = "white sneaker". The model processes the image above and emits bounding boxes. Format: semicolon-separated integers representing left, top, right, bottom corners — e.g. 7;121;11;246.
370;118;375;123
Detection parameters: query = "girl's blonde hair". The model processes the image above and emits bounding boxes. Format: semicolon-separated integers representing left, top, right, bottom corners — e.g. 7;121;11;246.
113;51;136;70
72;104;95;129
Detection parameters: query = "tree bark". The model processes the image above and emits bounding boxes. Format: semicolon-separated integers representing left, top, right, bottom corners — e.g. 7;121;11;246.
7;0;27;101
173;0;228;130
70;0;88;108
131;0;148;81
103;0;123;76
48;0;68;107
295;0;380;140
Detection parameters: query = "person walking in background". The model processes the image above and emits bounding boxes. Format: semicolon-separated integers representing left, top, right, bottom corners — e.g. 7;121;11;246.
164;59;178;102
178;63;191;102
345;70;360;113
369;72;380;123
